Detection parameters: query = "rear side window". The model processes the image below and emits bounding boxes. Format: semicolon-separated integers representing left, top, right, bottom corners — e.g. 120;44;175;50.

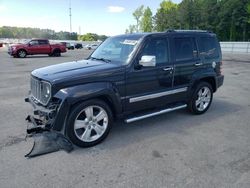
38;40;49;45
199;37;219;59
174;37;197;61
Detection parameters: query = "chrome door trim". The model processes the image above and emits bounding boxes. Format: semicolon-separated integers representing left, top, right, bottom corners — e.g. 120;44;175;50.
129;87;188;103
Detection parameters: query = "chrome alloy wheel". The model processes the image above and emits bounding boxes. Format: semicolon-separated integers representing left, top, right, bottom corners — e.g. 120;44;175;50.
74;105;108;142
18;50;26;58
195;86;211;112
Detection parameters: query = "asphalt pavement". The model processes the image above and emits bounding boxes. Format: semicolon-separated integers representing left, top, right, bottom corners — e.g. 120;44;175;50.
0;47;250;188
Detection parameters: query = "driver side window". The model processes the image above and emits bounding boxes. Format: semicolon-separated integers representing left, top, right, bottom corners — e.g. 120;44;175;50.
140;38;169;66
29;40;39;46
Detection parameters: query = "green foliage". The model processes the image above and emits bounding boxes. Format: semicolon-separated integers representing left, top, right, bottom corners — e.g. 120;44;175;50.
0;26;77;40
132;5;145;32
217;0;249;41
0;26;107;41
125;25;137;34
141;7;153;32
154;0;179;31
128;0;250;41
78;33;107;41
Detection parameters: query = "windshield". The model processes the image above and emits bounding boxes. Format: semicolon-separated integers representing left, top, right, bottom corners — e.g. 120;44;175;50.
90;35;143;65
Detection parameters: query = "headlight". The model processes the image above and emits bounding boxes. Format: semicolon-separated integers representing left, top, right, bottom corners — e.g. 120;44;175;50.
12;46;16;50
40;81;51;105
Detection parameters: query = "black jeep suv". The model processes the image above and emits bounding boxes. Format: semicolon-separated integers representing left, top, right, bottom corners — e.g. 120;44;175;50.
25;30;224;147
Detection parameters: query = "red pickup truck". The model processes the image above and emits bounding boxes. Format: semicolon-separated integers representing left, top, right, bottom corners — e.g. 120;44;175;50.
8;39;66;58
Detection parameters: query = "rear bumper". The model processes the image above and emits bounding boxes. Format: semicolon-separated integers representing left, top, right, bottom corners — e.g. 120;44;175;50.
216;75;224;89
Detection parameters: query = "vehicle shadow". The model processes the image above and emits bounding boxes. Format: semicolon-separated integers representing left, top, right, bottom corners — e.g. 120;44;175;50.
73;98;243;155
23;55;63;58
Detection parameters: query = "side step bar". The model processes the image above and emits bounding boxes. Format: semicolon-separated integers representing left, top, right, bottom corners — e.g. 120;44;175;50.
125;104;187;123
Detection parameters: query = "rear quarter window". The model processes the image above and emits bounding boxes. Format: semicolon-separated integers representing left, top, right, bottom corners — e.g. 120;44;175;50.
38;40;49;45
199;37;219;59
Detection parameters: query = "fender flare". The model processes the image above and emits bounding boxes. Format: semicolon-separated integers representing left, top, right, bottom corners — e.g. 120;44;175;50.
188;69;217;97
52;82;123;131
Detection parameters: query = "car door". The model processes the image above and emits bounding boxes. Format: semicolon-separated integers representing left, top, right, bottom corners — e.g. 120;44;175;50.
172;36;201;98
38;40;51;54
27;40;39;54
125;36;174;112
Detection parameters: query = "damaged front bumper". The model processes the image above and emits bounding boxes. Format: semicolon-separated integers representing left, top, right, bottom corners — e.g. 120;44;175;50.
25;96;73;158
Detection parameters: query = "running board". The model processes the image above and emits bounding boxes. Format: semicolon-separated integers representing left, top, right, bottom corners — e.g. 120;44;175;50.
125;104;187;123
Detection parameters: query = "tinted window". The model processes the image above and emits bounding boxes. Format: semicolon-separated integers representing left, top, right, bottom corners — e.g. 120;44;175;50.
141;38;169;65
29;40;39;46
199;37;219;58
175;37;197;61
38;40;49;45
90;35;142;65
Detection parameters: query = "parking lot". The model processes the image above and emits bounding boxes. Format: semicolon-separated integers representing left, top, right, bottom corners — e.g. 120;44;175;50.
0;47;250;188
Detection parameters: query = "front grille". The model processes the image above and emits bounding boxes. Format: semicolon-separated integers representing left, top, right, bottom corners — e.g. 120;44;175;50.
30;77;50;105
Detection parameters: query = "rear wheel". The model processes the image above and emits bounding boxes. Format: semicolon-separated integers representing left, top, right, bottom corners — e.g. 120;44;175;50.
17;50;27;58
188;82;213;114
66;99;113;147
53;49;61;57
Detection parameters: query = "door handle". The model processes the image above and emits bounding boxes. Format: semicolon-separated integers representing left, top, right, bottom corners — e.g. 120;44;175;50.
194;63;203;66
163;67;173;71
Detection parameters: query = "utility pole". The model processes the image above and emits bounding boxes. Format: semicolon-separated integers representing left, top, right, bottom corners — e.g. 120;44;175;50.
69;0;72;33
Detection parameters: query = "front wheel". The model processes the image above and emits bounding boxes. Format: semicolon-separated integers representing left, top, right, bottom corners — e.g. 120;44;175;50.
188;82;213;114
66;99;113;147
17;50;27;58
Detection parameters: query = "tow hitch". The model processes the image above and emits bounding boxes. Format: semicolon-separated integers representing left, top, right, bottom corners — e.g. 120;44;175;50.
25;115;73;158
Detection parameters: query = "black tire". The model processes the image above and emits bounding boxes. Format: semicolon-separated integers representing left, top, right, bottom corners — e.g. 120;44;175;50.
53;49;61;57
66;99;113;147
188;82;213;114
17;50;27;58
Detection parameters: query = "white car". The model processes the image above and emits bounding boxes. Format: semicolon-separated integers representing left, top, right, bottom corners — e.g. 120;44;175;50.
85;44;99;50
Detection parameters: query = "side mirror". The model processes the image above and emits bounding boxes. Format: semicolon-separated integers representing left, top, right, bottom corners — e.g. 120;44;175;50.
139;55;156;67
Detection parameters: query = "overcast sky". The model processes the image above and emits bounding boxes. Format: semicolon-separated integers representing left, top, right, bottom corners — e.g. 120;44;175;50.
0;0;182;36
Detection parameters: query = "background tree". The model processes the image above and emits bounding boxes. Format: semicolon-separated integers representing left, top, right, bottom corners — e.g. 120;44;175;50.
125;25;137;34
141;7;153;32
128;0;250;41
132;5;144;32
154;0;179;31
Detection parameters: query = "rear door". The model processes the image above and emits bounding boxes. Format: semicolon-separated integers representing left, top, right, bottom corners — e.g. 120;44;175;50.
172;36;201;93
38;40;51;54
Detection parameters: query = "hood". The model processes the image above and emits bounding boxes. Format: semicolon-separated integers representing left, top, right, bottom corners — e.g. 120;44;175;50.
31;59;123;83
10;43;27;47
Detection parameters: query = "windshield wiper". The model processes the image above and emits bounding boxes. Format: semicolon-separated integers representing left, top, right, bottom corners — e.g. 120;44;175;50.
90;57;111;63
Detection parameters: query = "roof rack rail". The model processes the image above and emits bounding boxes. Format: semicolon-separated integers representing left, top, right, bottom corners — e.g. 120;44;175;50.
165;29;213;33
